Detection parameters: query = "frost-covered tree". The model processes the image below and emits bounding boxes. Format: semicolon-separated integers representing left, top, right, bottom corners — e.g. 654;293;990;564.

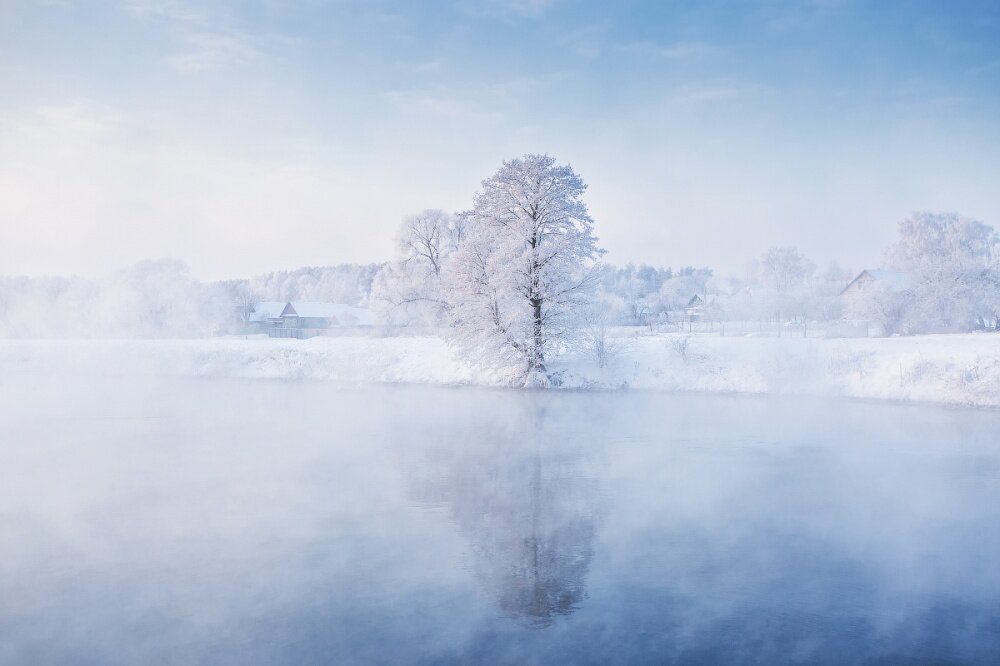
0;260;236;338
371;209;466;326
812;262;851;323
228;282;260;327
988;249;1000;329
657;266;714;317
593;264;677;324
844;280;910;336
758;246;816;294
445;154;603;383
99;258;230;337
396;208;456;276
0;275;95;337
754;246;816;329
887;212;1000;332
243;264;378;306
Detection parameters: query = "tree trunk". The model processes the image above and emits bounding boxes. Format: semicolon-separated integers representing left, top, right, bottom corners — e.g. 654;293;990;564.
530;297;545;372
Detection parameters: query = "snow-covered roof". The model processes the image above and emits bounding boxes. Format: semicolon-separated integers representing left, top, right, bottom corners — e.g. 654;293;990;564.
284;302;374;326
864;270;912;291
248;301;287;322
842;269;913;295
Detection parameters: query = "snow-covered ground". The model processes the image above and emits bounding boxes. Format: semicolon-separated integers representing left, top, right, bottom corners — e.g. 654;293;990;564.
1;333;998;407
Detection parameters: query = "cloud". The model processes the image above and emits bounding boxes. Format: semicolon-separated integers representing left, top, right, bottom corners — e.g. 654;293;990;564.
617;40;722;60
121;0;206;24
0;104;411;279
455;0;560;21
35;102;124;133
122;0;272;73
382;89;499;120
166;31;263;72
660;41;719;59
676;86;742;103
665;82;765;106
557;22;611;60
415;60;444;73
382;74;559;121
758;1;846;33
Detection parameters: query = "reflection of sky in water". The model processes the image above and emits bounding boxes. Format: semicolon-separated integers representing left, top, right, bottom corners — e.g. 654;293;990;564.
1;377;1000;664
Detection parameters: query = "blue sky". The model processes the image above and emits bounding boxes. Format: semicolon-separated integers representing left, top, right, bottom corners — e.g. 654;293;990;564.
1;0;999;279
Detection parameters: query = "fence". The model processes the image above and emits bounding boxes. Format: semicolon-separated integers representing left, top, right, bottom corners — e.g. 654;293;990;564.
641;318;833;338
267;327;331;339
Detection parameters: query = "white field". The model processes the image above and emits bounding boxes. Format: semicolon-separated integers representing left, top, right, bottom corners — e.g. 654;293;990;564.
1;332;998;407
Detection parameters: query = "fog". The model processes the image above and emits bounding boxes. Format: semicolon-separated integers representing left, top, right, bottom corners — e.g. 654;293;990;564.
0;259;377;338
4;2;999;663
3;375;999;664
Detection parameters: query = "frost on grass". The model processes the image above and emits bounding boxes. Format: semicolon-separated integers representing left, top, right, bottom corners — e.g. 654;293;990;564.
1;332;998;407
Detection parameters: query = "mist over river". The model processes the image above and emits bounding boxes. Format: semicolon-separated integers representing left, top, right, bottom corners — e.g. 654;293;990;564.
2;376;1000;664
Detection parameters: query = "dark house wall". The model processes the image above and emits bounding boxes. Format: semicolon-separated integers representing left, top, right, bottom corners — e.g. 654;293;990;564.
298;317;331;328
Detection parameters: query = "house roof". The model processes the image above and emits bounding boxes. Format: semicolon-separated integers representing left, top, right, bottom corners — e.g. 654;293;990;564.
283;301;374;326
248;301;287;322
841;269;913;295
865;269;913;290
686;295;704;307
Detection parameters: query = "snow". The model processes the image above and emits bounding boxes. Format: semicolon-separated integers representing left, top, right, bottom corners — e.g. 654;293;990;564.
286;302;374;325
1;333;998;408
862;269;913;292
598;333;1000;407
247;301;286;322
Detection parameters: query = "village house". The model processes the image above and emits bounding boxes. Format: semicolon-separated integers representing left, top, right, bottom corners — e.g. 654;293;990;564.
685;294;705;320
829;269;913;337
247;301;287;329
839;269;913;299
248;301;374;338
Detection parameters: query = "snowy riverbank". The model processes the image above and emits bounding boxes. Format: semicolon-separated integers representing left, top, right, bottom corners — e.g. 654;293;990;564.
1;333;998;407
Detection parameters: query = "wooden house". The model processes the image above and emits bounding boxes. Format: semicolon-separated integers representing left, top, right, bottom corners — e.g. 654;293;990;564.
248;301;374;338
839;269;912;299
685;294;705;320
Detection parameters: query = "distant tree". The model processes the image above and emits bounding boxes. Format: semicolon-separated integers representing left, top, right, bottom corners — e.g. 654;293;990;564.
657;267;713;316
813;262;851;323
844;280;910;336
0;260;364;339
233;283;260;327
988;249;1000;329
371;209;465;325
396;209;458;277
596;263;675;324
754;247;816;330
887;212;1000;332
445;154;603;383
245;264;378;306
758;246;816;294
579;293;633;368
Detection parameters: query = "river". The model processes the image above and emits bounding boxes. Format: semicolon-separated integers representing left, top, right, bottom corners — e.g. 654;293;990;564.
2;376;999;664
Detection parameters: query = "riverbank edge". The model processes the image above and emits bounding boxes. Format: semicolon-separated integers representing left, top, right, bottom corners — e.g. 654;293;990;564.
0;334;997;408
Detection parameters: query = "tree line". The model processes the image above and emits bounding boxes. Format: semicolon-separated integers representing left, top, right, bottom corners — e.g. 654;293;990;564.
1;153;997;383
372;154;1000;378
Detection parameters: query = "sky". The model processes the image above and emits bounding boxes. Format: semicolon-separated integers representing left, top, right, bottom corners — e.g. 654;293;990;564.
1;0;999;280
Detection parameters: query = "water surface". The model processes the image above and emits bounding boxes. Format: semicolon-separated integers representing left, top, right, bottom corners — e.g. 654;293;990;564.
2;376;999;664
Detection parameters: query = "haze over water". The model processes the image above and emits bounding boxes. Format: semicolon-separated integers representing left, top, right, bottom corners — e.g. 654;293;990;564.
2;376;1000;664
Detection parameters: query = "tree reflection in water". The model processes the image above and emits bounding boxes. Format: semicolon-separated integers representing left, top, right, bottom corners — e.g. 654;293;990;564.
409;400;600;627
